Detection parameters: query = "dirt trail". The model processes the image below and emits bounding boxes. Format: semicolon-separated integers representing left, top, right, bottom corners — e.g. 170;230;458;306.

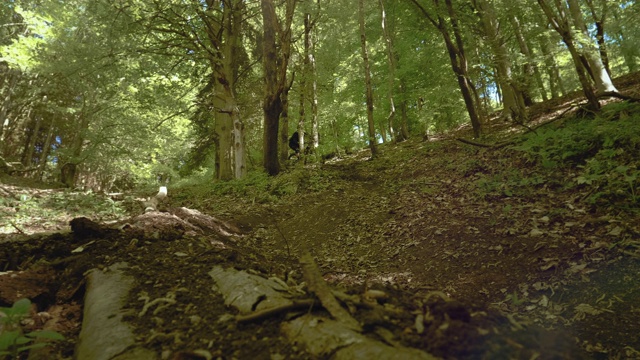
236;136;640;358
275;161;393;279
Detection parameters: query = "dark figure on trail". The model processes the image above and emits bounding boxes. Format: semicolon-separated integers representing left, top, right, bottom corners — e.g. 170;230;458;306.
289;131;312;159
289;132;300;159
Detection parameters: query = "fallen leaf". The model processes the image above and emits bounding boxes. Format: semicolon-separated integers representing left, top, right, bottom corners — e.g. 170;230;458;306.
529;228;544;237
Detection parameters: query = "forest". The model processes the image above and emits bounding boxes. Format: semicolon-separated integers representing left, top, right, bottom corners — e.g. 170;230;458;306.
0;0;637;187
1;0;640;359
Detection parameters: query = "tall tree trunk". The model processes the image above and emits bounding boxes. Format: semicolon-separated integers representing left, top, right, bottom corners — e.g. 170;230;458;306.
474;0;527;123
310;22;319;153
22;115;41;168
230;0;246;179
614;26;638;73
298;54;306;157
510;16;544;103
36;123;55;179
537;0;600;111
538;33;565;98
279;77;293;162
19;109;34;166
298;10;312;160
262;0;282;175
213;97;233;181
409;0;482;137
566;0;617;94
211;70;239;180
584;0;611;76
61;112;90;187
399;98;410;140
358;0;378;157
200;0;246;180
398;80;410;141
379;0;397;142
261;0;296;174
0;70;18;145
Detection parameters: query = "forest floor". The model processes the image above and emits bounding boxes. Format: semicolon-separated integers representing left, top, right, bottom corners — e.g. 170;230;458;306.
1;72;640;360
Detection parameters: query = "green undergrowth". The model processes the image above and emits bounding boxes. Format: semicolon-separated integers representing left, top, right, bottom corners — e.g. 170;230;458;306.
476;102;640;213
0;190;126;233
0;298;64;359
171;165;337;213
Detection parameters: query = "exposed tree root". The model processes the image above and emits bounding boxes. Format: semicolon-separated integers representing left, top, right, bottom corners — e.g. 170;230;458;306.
300;251;362;331
235;299;317;323
599;91;640;103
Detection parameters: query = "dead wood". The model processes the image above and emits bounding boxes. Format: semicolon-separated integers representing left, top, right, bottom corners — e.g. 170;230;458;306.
456;138;497;148
235;299;317;323
599;91;640;102
299;251;362;331
456;137;516;149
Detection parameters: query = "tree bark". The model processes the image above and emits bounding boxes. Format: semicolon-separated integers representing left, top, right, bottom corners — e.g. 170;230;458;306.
21;111;38;168
310;19;319;154
584;0;611;76
379;0;397;142
358;0;378;157
537;0;600;111
538;33;565;98
298;11;312;161
199;0;246;180
36;123;55;179
566;0;617;94
261;0;296;174
262;0;282;175
510;15;544;103
298;62;306;158
614;25;638;73
409;0;482;138
474;0;527;123
0;69;18;146
61;111;90;187
230;1;246;179
398;79;410;141
279;76;294;162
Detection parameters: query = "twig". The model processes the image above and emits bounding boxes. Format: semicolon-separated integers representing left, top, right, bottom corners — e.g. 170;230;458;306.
8;167;37;174
235;299;316;323
512;120;537;134
273;220;292;258
554;103;581;119
9;221;26;235
456;137;514;149
456;138;494;148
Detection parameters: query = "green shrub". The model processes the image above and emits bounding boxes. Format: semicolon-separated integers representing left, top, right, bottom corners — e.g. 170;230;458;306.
510;102;640;211
0;299;64;359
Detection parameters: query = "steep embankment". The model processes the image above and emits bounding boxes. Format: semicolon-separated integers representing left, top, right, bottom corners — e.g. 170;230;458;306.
232;99;640;358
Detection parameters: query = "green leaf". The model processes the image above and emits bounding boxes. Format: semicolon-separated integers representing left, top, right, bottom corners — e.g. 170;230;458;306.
17;342;49;352
0;330;21;351
615;165;629;173
27;330;65;341
576;176;591;185
14;336;32;345
11;298;32;315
